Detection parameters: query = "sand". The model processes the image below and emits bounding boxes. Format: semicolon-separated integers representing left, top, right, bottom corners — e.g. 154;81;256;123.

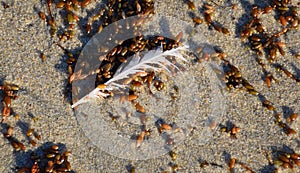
0;0;299;172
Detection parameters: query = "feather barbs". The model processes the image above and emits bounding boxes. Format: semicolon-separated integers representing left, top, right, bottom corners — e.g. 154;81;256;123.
71;45;190;108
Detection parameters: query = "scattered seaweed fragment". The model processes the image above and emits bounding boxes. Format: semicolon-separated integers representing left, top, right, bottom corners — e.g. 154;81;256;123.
286;112;298;123
266;146;300;171
203;3;230;35
17;143;73;173
184;0;196;11
0;82;72;172
184;1;230;34
1;82;42;151
0;82;26;151
221;58;259;96
219;122;241;139
0;82;19;122
85;0;155;36
2;124;26;151
199;159;223;169
38;0;155;40
232;159;256;173
240;0;299;87
37;0;156;103
215;49;297;136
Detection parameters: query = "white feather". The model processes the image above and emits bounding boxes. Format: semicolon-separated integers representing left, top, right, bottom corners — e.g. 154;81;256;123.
71;45;189;108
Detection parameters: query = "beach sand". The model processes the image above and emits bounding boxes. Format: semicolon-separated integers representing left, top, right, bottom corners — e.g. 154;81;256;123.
0;0;299;172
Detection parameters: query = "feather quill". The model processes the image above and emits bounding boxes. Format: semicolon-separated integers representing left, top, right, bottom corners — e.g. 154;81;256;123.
72;45;189;108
